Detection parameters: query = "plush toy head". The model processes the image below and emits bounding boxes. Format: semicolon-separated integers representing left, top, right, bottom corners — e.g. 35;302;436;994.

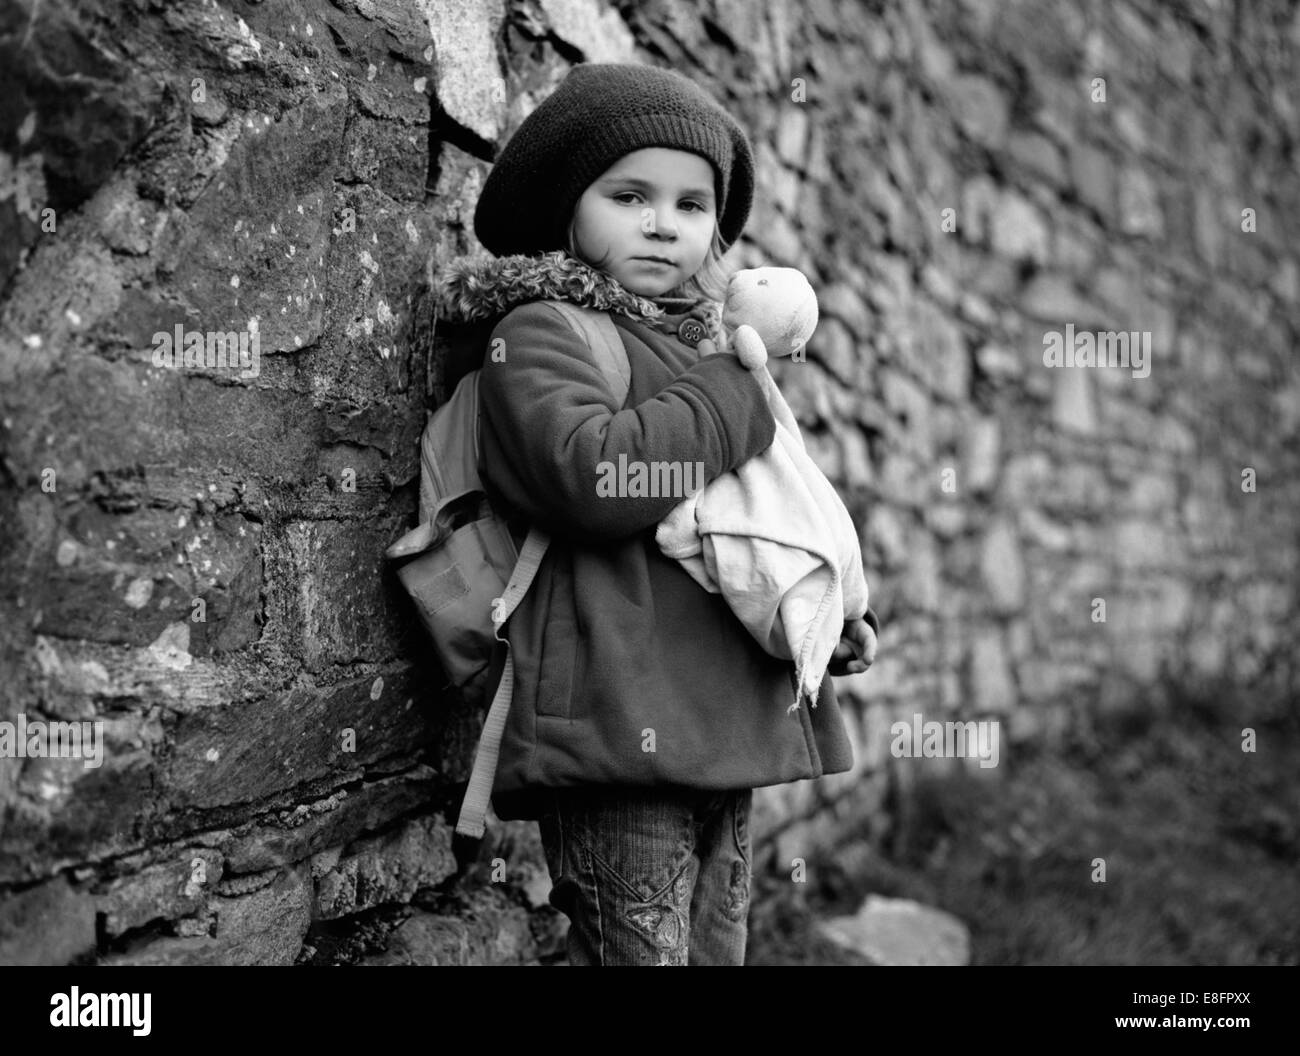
720;267;819;359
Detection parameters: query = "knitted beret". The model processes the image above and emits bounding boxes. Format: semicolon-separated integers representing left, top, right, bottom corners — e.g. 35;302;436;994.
473;63;755;258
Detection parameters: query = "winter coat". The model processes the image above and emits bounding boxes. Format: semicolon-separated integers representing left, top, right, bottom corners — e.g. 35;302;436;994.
435;250;870;822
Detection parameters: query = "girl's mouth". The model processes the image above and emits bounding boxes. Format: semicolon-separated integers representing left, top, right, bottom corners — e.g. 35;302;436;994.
633;257;675;268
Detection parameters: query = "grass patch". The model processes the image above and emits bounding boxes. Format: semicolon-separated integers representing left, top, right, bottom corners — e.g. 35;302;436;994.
748;687;1300;966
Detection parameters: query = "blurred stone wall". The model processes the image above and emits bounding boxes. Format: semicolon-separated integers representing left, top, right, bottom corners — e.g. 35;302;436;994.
1;0;1296;964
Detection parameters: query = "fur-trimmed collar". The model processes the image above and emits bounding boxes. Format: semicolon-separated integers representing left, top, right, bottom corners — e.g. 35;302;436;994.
434;250;720;338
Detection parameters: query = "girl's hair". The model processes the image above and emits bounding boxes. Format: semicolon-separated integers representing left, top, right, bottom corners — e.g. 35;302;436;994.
565;213;734;304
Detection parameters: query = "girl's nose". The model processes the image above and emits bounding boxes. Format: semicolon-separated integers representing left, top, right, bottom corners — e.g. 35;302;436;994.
649;205;679;238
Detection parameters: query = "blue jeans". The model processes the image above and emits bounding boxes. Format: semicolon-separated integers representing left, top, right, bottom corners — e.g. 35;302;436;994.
538;785;754;966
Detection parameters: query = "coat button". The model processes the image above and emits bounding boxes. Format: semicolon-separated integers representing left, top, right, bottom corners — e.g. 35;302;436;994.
677;318;707;346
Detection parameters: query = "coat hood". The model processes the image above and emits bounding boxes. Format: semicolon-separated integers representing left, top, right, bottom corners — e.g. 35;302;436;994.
434;250;722;340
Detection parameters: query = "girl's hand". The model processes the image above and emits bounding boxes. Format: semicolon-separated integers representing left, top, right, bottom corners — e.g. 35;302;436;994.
827;616;877;676
697;327;730;357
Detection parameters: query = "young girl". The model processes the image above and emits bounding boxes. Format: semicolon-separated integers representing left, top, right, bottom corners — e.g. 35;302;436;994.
454;63;878;965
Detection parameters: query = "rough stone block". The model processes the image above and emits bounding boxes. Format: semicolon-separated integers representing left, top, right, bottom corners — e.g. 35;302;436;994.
926;502;967;540
902;532;941;614
772;809;843;868
342;117;430;203
980;520;1026;613
32;506;262;654
94;849;224;940
1118;165;1164;237
1008;131;1068;186
959;174;1000;247
960;415;1000;494
1111;518;1169;570
0;875;98;966
0;0;159;286
539;0;636;62
775;105;810;169
990;192;1050;265
947;74;1008;149
1020;274;1109;326
818;281;873;337
5;354;346;491
839;428;873;489
101;864;312;965
361;888;538;965
809;316;858;384
427;0;507;144
220;766;437;874
1103;600;1163;682
163;667;435;812
747;201;805;265
772;358;835;427
281;519;414;670
0;743;158;886
911;299;969;402
1017;508;1072;551
166;91;346;356
880;368;933;458
313;813;456;919
970;629;1016;713
1069;141;1116;223
1052;363;1097;434
470;813;553;908
818;894;970;965
1192;184;1228;268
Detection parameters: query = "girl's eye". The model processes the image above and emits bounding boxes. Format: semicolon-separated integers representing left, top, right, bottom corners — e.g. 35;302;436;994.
612;192;705;211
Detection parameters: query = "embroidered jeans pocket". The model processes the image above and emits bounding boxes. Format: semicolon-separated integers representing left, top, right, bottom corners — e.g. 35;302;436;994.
558;787;698;966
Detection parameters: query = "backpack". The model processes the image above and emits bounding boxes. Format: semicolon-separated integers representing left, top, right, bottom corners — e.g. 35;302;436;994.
386;301;631;838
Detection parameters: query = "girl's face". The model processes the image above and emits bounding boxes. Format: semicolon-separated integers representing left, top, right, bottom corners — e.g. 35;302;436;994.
571;147;718;297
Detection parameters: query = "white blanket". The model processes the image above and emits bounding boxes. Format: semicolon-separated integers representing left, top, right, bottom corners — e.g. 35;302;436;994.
655;365;869;711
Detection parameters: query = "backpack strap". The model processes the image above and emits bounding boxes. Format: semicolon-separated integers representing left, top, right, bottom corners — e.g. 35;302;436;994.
546;301;632;409
454;525;550;838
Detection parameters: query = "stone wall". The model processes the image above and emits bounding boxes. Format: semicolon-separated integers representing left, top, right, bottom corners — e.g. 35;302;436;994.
1;0;1296;964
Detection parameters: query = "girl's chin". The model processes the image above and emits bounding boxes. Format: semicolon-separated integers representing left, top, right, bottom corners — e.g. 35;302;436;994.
601;253;702;296
618;274;675;297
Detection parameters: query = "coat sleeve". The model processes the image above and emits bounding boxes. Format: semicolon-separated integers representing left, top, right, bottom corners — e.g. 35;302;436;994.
477;301;776;544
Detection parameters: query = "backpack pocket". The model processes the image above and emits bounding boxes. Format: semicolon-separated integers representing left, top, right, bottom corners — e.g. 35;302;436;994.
390;504;519;690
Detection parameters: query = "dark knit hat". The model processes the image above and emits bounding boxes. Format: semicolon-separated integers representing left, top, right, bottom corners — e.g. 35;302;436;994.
473;63;755;258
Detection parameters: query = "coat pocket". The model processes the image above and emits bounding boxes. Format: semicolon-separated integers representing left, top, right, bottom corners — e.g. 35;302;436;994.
534;550;578;719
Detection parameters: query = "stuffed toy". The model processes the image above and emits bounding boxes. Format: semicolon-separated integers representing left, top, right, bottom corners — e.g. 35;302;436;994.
700;266;817;435
707;267;818;361
655;266;870;712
